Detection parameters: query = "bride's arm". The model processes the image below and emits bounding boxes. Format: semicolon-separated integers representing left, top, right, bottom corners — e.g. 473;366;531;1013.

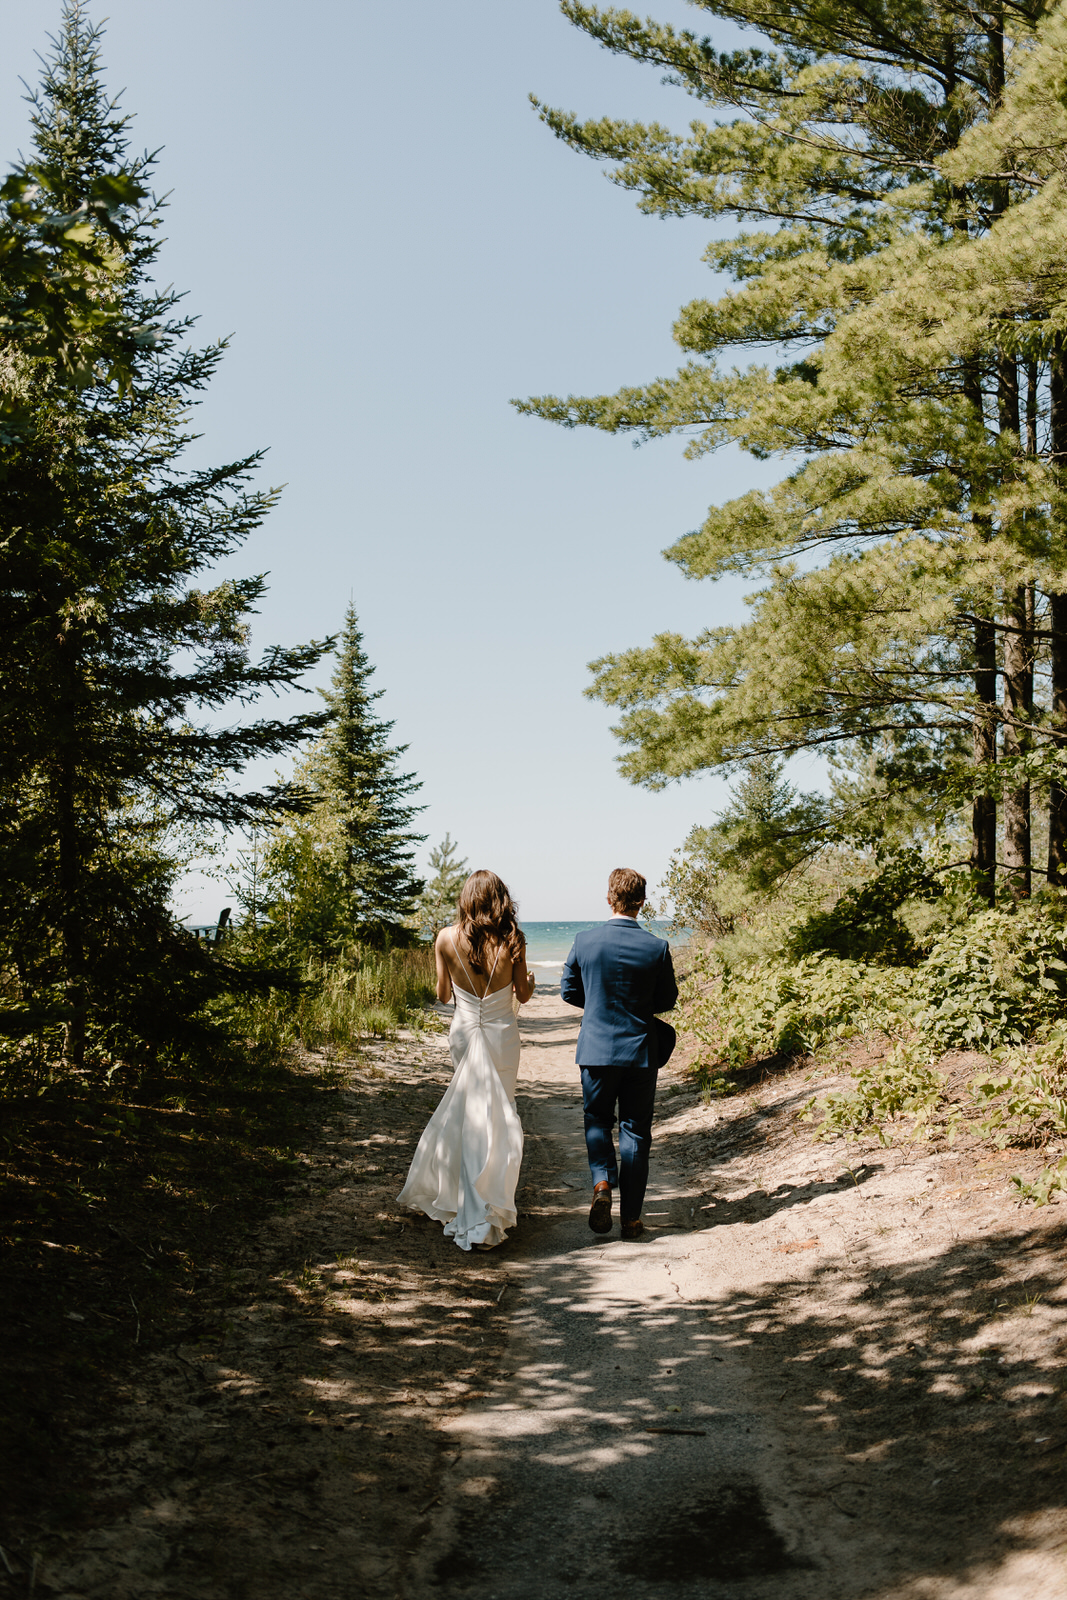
512;935;535;1004
434;930;454;1004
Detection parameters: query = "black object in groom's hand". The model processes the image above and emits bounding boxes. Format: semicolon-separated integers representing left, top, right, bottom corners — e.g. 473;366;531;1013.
654;1015;677;1066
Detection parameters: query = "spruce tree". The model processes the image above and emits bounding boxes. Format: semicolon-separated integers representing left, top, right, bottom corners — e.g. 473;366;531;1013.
412;834;469;940
0;4;332;1068
263;607;425;950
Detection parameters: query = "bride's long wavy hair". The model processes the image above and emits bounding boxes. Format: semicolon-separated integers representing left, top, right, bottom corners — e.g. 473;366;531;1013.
455;870;523;975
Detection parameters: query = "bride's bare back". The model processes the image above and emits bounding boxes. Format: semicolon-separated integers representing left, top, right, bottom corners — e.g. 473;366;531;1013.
435;926;535;1003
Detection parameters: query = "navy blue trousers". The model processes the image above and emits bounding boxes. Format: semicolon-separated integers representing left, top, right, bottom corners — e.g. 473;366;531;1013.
580;1064;658;1223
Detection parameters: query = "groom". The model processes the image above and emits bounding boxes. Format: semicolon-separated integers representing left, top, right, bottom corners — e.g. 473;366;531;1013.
560;868;678;1240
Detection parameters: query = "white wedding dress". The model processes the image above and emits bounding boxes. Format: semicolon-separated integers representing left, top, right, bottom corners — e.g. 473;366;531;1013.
397;940;524;1251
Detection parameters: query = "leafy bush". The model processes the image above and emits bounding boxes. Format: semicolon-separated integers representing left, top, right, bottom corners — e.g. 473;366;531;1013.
810;1041;948;1143
971;1032;1067;1144
914;903;1067;1050
680;951;914;1071
683;895;1067;1077
785;847;941;965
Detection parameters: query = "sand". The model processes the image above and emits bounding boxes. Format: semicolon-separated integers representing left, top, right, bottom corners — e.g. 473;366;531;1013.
11;990;1067;1598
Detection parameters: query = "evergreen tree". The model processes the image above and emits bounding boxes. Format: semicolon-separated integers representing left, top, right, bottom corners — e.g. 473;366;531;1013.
0;4;332;1068
519;2;1062;901
412;834;469;940
662;757;831;932
263;607;425;950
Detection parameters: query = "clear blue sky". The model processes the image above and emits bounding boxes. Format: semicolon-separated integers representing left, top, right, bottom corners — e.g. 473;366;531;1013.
2;0;780;919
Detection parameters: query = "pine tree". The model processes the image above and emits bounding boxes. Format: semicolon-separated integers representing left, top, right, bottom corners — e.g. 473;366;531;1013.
412;834;469;940
519;2;1060;900
0;4;332;1068
263;607;425;950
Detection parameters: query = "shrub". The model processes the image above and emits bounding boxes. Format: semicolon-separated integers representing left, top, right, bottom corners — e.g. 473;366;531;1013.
811;1041;947;1143
914;902;1067;1050
785;847;939;965
680;950;914;1072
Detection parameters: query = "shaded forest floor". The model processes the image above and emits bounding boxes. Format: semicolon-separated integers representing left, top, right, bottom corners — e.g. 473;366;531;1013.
1;1006;1066;1596
0;1020;497;1595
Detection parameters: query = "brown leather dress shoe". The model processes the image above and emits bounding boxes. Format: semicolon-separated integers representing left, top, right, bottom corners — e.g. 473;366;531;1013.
588;1182;612;1234
620;1218;644;1240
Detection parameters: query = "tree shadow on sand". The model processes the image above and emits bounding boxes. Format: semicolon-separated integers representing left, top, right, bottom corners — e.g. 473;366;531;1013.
415;1202;1067;1597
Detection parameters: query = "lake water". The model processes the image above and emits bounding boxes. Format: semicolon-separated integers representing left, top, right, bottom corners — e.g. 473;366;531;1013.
521;920;687;971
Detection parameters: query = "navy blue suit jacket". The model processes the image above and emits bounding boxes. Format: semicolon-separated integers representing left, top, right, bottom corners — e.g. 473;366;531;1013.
560;917;678;1068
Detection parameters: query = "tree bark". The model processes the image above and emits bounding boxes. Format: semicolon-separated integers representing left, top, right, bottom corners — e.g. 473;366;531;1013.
1049;339;1067;883
965;357;997;902
998;353;1030;895
1002;583;1032;896
57;671;86;1069
972;613;998;902
1025;360;1038;457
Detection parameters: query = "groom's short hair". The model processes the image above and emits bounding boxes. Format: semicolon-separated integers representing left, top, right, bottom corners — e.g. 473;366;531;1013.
608;867;646;915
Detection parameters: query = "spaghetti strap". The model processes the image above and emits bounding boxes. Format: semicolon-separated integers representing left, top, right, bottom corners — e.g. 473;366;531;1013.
450;933;502;998
450;932;477;995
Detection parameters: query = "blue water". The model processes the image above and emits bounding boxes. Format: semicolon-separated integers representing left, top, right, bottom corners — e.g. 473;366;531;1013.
520;919;687;969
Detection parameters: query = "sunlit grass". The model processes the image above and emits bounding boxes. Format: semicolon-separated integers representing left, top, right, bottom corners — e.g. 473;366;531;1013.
228;945;437;1063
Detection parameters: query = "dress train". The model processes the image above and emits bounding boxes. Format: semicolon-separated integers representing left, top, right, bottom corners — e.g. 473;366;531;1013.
397;947;523;1251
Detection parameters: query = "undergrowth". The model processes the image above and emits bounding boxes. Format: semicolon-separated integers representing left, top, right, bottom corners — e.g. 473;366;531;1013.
219;945;438;1064
0;1036;320;1518
681;895;1067;1204
0;937;439;1517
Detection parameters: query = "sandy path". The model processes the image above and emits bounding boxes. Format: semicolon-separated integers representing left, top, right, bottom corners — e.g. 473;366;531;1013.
19;993;1067;1598
414;991;1067;1599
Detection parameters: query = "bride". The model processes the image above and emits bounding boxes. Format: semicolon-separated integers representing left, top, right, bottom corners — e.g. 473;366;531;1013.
397;870;535;1251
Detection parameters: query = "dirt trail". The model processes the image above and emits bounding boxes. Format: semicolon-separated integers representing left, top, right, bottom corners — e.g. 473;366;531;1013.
420;994;1067;1599
13;992;1067;1599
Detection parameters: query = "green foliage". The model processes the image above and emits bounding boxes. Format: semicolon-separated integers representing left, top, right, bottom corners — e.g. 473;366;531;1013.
410;833;468;940
260;606;425;955
684;891;1067;1071
681;950;914;1070
679;864;1067;1199
811;1028;1067;1201
659;756;848;956
812;1043;949;1145
0;5;332;1075
1011;1157;1067;1207
520;1;1067;914
0;160;147;417
701;756;830;892
971;1042;1067;1149
915;901;1067;1050
786;848;944;965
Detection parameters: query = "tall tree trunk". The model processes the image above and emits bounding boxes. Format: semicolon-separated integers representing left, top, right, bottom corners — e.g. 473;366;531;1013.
999;353;1031;896
964;360;997;901
987;11;1006;111
58;728;87;1070
1026;360;1038;457
1050;592;1067;885
1049;340;1067;883
972;613;998;902
965;18;1012;903
1002;586;1032;896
